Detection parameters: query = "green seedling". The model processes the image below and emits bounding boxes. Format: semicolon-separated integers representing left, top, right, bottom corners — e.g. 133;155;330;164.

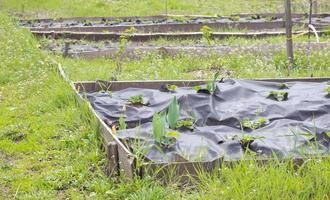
249;15;261;20
128;94;144;105
206;72;220;94
240;135;265;149
201;25;213;45
193;85;202;92
324;88;330;95
194;72;220;94
166;84;177;92
268;91;288;101
229;15;240;21
119;115;126;130
167;96;180;130
176;119;194;130
326;132;330;138
241;118;269;130
153;112;166;144
279;83;289;89
152;112;179;148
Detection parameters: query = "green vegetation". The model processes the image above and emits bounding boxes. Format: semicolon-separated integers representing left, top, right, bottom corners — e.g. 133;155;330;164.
325;88;330;95
201;25;213;45
176;119;194;130
229;15;240;22
268;91;289;101
119;115;127;130
167;97;180;130
3;0;330;19
128;94;144;105
152;112;178;148
279;83;289;89
241;118;269;130
166;84;177;92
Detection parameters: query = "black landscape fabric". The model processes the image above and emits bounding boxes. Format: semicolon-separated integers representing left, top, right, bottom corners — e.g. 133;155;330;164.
86;79;330;162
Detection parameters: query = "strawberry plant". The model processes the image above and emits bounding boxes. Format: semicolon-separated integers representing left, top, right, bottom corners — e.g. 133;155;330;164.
268;91;288;101
128;94;144;105
166;84;177;92
241;118;269;130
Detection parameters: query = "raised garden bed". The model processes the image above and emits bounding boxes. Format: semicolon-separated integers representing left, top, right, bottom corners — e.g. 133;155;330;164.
21;13;330;33
54;42;330;59
73;77;330;180
32;30;327;42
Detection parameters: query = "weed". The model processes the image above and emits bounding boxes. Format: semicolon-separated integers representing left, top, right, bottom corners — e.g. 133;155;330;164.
268;91;288;101
201;25;213;45
229;15;240;21
324;88;330;96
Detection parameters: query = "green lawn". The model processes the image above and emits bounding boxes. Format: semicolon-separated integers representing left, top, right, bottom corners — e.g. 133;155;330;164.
1;1;330;199
1;0;330;19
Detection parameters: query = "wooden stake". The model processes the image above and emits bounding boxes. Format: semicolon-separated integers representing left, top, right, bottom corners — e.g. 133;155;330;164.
285;0;294;74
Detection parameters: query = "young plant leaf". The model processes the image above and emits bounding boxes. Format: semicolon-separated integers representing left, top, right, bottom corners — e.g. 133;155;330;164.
206;72;220;94
167;96;180;129
152;112;166;144
119;115;126;130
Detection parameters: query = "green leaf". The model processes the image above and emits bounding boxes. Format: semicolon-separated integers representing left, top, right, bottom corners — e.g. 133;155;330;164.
166;131;180;138
167;96;180;129
206;72;220;94
119;115;126;130
152;113;166;143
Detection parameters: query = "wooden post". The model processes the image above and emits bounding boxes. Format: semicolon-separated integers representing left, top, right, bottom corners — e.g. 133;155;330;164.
285;0;294;74
308;0;313;77
63;41;70;57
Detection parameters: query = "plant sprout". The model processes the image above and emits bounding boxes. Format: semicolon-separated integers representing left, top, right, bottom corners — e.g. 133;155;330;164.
279;83;289;89
239;135;265;149
176;119;194;130
241;118;269;130
268;91;288;101
167;96;180;130
229;15;240;21
324;88;330;95
326;132;330;138
152;112;166;144
206;72;220;94
166;84;177;92
193;85;202;92
128;94;144;105
119;115;126;130
194;72;220;95
152;112;179;148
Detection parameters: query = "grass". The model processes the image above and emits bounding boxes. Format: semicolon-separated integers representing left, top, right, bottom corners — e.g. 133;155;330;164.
1;0;330;19
1;1;330;199
59;49;330;81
